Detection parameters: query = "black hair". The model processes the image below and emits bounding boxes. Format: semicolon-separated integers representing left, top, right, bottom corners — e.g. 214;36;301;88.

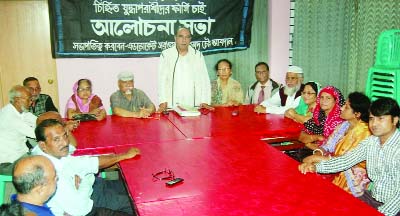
304;81;319;94
347;92;371;123
35;119;64;142
77;79;92;91
214;59;232;71
0;202;24;216
22;77;38;86
255;62;269;71
370;97;400;128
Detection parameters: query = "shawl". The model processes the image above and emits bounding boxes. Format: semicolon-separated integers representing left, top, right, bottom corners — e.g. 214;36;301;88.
68;80;103;113
303;86;345;138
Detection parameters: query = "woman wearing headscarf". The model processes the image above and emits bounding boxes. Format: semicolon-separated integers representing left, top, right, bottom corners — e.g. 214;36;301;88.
300;92;371;197
66;79;106;121
211;59;244;106
284;81;321;123
298;86;345;148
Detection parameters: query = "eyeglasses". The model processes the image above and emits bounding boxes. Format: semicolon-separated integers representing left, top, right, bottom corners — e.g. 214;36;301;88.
255;70;268;74
217;68;230;72
301;92;316;96
77;87;92;92
152;169;175;181
18;96;34;102
177;35;191;40
28;87;41;92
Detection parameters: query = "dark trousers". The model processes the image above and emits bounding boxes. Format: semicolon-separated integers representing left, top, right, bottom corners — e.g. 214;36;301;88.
359;190;400;216
89;177;136;216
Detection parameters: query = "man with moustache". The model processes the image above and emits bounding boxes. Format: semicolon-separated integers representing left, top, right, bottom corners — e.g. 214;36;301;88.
110;71;155;118
254;66;304;114
0;85;37;174
245;62;280;104
157;27;211;112
23;77;58;116
299;97;400;216
32;119;140;215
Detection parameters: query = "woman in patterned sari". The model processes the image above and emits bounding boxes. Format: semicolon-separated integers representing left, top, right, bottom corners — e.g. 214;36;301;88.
301;92;371;197
298;86;345;148
66;79;106;121
211;59;244;106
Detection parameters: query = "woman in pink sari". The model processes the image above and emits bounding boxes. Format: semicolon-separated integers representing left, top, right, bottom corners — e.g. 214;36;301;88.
66;79;106;121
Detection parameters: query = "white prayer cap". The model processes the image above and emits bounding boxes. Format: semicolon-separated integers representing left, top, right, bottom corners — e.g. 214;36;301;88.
287;66;303;74
118;71;134;81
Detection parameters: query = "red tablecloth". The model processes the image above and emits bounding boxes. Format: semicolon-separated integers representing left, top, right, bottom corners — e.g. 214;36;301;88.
117;137;380;216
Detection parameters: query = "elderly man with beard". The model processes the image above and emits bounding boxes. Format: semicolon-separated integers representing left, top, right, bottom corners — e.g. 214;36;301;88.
0;85;37;175
110;71;155;118
254;66;304;114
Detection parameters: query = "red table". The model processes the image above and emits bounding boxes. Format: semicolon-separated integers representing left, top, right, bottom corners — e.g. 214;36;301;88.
117;137;380;216
73;106;381;215
167;105;302;139
72;115;186;149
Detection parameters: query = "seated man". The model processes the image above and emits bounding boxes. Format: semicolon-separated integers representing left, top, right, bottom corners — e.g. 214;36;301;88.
23;77;58;116
37;111;79;147
245;62;279;104
32;119;140;215
299;97;400;216
0;85;36;175
110;71;155;118
254;66;304;114
11;155;57;215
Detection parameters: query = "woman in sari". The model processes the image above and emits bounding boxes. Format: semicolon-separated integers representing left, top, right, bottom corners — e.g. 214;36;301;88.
298;86;345;148
284;81;321;123
301;92;371;197
66;79;106;121
211;59;244;106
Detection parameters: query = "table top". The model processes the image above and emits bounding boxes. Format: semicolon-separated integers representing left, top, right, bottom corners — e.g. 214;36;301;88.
167;105;302;139
72;115;186;149
72;106;380;215
117;137;380;216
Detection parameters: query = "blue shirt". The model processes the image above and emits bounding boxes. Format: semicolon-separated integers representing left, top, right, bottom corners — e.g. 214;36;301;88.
11;194;54;216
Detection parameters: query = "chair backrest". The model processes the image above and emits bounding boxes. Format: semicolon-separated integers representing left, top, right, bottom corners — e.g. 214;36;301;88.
366;67;400;101
0;174;13;205
375;29;400;68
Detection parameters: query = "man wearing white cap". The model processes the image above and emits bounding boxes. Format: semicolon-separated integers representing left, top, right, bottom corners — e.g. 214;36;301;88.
254;66;304;114
110;71;155;118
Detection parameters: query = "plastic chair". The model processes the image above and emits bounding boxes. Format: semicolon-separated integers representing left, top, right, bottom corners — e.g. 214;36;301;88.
366;67;400;101
374;29;400;68
0;174;13;205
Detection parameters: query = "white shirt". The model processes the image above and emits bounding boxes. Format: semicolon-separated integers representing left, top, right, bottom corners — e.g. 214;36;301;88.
253;81;273;103
158;46;211;107
0;104;36;163
32;146;99;216
260;89;301;114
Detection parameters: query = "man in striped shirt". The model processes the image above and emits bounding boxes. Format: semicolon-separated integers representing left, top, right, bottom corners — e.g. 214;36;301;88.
299;97;400;216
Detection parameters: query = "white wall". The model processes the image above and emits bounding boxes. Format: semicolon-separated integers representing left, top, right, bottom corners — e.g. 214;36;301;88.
268;0;290;85
56;57;159;116
55;0;290;115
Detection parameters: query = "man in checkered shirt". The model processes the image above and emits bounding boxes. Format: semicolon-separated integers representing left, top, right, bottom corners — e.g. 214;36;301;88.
299;97;400;216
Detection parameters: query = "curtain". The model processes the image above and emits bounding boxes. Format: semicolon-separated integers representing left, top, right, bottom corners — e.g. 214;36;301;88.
292;0;400;96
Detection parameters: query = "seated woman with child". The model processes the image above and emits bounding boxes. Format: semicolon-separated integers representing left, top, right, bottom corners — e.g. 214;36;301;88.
66;79;106;121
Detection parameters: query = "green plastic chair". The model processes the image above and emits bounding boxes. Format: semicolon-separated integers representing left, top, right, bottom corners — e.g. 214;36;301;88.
374;29;400;68
366;67;400;101
0;174;12;205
